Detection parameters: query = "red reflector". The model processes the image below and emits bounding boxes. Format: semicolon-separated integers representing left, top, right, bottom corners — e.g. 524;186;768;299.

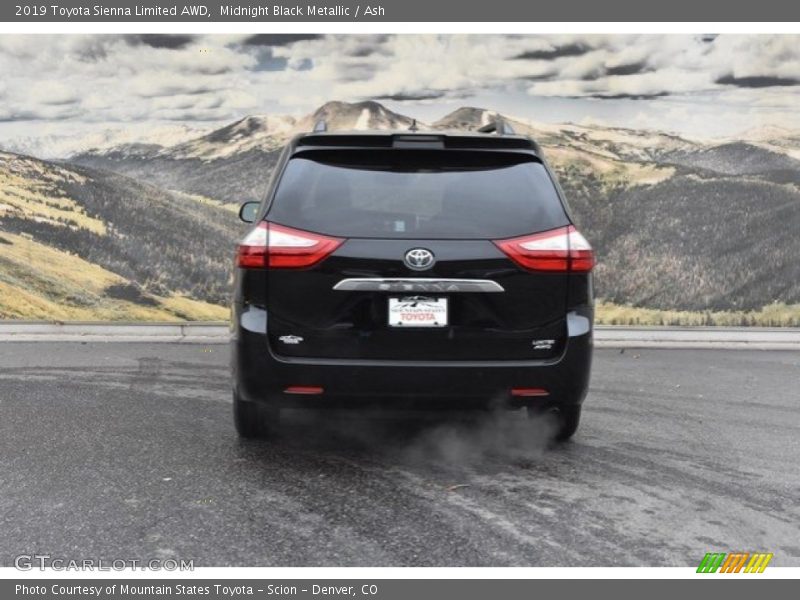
284;386;324;395
510;388;550;397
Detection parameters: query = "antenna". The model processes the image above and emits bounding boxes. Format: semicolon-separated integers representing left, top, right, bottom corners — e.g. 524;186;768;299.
408;119;419;132
313;119;327;132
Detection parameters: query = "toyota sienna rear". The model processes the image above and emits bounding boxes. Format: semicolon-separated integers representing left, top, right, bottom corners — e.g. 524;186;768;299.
232;123;594;441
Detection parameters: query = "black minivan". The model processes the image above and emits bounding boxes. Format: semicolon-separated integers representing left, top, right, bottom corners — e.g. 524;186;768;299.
232;122;594;441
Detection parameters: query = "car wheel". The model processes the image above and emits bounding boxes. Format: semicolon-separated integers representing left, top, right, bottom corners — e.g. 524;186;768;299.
233;389;279;439
527;405;581;442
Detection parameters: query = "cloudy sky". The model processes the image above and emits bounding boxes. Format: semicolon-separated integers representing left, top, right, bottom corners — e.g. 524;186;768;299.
1;33;800;147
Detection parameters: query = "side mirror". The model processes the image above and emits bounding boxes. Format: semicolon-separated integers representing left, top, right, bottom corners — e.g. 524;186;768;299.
238;201;259;224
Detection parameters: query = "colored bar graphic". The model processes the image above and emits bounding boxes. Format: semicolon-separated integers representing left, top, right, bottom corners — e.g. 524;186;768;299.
744;553;774;573
720;553;749;573
698;551;773;573
697;553;727;573
733;552;750;573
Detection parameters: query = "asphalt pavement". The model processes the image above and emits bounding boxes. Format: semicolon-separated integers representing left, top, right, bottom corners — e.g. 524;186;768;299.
0;343;798;567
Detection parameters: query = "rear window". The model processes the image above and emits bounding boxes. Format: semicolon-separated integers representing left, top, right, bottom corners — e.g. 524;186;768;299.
266;150;568;239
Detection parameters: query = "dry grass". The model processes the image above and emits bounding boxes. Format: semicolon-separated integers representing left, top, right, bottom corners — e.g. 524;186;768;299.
596;300;800;327
0;232;227;321
173;191;239;214
0;156;106;234
547;147;675;190
158;295;229;321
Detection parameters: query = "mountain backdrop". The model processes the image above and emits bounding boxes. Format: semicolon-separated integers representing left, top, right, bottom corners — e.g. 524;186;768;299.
2;100;800;324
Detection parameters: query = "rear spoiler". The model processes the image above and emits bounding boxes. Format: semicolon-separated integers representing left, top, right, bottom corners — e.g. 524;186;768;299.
300;115;539;153
295;132;540;153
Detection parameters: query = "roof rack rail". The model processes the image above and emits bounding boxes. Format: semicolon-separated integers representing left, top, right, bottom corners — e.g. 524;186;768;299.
312;119;327;132
477;118;515;135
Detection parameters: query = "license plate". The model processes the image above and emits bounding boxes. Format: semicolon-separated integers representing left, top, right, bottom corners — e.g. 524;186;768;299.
388;296;448;327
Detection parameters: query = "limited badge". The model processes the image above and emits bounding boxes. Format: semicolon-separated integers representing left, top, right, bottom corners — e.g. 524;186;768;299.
531;339;555;350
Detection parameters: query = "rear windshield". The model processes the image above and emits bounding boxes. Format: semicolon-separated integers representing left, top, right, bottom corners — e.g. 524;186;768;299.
267;150;568;239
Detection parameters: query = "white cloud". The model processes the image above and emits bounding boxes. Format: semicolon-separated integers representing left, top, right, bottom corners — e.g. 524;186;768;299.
0;34;798;140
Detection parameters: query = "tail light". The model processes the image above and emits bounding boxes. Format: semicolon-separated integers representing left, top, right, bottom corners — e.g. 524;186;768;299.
493;225;594;273
236;222;343;269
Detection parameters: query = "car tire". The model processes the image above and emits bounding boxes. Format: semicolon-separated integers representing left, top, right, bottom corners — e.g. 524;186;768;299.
527;405;581;442
233;389;279;439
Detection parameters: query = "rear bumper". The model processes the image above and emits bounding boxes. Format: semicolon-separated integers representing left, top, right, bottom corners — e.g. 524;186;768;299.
232;306;592;410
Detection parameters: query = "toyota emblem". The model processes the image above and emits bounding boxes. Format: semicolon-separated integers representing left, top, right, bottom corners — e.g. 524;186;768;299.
404;248;435;271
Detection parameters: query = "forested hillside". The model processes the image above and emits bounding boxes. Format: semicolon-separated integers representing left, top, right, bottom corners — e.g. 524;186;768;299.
3;100;800;323
0;151;239;320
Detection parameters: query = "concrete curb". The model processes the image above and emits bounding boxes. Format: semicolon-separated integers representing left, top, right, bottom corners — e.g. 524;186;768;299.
593;325;800;350
0;322;799;349
0;322;230;344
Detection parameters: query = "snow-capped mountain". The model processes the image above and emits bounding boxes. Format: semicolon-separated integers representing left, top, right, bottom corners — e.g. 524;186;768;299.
163;115;298;161
728;125;800;161
431;106;501;131
69;100;800;206
434;107;701;161
70;101;425;202
159;101;418;162
297;100;417;132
